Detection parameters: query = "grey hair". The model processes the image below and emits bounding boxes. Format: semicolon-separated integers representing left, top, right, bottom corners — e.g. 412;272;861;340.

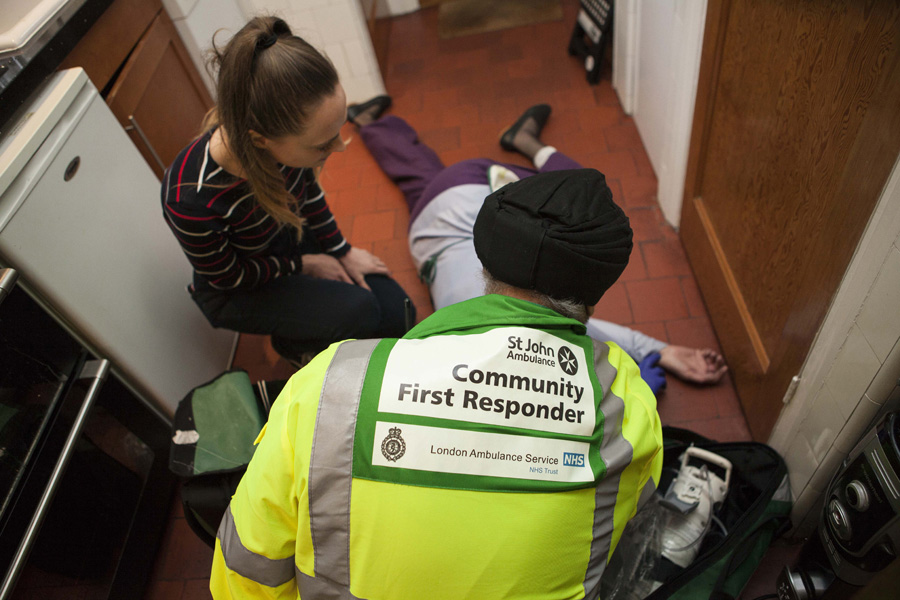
482;270;591;323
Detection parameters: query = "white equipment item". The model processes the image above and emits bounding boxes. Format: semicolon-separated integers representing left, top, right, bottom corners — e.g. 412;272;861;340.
660;446;732;568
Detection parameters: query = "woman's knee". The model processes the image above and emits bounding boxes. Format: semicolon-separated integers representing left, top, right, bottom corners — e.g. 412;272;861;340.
191;288;247;332
365;275;414;336
315;285;386;339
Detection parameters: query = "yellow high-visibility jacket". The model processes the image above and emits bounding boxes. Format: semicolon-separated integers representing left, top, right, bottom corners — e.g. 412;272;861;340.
212;294;663;599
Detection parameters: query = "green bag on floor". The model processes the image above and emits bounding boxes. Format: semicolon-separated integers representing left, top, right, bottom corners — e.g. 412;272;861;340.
168;370;286;547
169;370;271;477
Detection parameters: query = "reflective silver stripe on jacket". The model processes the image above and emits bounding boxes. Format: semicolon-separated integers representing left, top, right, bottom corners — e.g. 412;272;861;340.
217;505;295;588
583;339;635;599
304;339;379;594
296;569;363;599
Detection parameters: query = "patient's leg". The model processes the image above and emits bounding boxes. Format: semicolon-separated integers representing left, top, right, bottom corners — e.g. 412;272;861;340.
357;116;446;214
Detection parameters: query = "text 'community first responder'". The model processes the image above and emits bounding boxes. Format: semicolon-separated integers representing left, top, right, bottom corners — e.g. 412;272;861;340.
373;327;597;483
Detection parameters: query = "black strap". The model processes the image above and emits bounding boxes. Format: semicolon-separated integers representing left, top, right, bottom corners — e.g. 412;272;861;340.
181;467;247;549
662;425;714;447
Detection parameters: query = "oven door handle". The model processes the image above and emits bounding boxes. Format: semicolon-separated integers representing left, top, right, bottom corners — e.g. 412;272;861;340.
0;268;18;307
0;358;111;600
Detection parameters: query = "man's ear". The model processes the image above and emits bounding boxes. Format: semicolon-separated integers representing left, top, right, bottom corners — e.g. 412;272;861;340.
248;130;268;149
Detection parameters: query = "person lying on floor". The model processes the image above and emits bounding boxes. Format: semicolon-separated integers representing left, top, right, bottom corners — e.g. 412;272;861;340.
345;97;728;392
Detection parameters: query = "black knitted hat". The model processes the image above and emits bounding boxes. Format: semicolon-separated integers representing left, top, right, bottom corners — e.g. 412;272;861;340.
473;169;632;305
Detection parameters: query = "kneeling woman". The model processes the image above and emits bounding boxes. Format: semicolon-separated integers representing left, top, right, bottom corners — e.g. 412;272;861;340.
161;17;413;364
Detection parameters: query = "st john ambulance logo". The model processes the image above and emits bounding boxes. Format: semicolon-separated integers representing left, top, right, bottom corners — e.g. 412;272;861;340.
381;427;406;462
557;346;578;375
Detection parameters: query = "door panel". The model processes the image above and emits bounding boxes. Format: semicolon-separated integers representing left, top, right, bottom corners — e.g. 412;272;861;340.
681;0;900;439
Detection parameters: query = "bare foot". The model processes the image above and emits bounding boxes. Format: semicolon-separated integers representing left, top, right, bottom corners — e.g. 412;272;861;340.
658;345;728;384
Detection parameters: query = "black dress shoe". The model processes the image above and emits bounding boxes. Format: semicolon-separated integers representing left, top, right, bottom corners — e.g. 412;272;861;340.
347;95;393;124
499;104;552;152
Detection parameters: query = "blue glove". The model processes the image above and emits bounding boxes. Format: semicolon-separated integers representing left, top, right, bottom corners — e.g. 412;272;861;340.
638;351;667;395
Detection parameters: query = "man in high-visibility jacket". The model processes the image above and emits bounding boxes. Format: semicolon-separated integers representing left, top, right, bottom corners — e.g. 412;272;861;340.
211;169;664;600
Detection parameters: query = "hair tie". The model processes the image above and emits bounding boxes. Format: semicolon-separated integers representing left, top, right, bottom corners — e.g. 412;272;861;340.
256;33;278;51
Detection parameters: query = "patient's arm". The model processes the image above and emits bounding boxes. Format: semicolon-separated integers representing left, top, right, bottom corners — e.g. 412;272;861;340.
586;318;727;385
585;318;666;362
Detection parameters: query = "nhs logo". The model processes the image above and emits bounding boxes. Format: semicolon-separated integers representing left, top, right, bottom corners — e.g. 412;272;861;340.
563;452;585;467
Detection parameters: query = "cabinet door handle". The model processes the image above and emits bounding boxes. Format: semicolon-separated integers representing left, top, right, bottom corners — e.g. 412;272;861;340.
0;359;111;600
125;115;166;172
0;268;17;307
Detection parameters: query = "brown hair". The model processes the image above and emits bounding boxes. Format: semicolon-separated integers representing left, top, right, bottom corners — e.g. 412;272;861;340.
205;16;339;231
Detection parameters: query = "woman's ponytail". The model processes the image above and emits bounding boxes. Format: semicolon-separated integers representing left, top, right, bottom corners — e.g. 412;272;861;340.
206;16;339;232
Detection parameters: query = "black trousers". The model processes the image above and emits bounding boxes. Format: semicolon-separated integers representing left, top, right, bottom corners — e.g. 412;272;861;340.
191;272;413;357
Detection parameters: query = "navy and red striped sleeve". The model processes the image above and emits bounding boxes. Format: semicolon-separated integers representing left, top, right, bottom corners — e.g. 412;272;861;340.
292;169;350;258
161;137;300;290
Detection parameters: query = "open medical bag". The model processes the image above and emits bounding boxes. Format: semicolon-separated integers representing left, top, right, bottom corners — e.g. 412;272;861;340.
602;426;792;600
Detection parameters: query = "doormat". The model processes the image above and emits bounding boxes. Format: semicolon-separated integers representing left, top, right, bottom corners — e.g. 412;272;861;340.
437;0;563;40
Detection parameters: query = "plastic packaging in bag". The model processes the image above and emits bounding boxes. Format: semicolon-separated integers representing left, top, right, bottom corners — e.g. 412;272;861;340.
600;493;668;600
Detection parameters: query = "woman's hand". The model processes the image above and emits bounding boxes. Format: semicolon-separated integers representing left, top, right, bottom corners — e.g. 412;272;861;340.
338;247;391;291
301;254;353;284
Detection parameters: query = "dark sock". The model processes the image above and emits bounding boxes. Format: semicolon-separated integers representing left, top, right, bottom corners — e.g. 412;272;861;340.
512;117;544;160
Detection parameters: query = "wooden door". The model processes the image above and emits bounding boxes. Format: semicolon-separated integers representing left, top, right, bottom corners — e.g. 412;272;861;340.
107;10;213;178
681;0;900;439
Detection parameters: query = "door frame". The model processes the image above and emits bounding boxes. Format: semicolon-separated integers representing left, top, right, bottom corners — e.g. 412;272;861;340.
613;0;707;227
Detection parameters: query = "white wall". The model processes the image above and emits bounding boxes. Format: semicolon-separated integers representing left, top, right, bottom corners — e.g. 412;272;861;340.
613;0;707;227
632;1;669;179
612;0;637;113
769;152;900;538
252;0;385;102
383;0;419;16
170;0;387;103
163;0;247;95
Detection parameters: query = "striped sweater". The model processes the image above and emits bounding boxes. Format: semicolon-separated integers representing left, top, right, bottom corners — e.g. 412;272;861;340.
161;129;349;291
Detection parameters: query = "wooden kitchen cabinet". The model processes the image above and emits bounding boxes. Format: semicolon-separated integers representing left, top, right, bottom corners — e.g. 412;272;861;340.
106;10;212;177
60;0;213;179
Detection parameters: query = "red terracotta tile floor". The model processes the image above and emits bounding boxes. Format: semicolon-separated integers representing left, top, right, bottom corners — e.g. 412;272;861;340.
142;2;754;597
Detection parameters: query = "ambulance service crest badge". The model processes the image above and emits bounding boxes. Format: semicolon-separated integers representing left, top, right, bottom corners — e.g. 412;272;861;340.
381;427;406;462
